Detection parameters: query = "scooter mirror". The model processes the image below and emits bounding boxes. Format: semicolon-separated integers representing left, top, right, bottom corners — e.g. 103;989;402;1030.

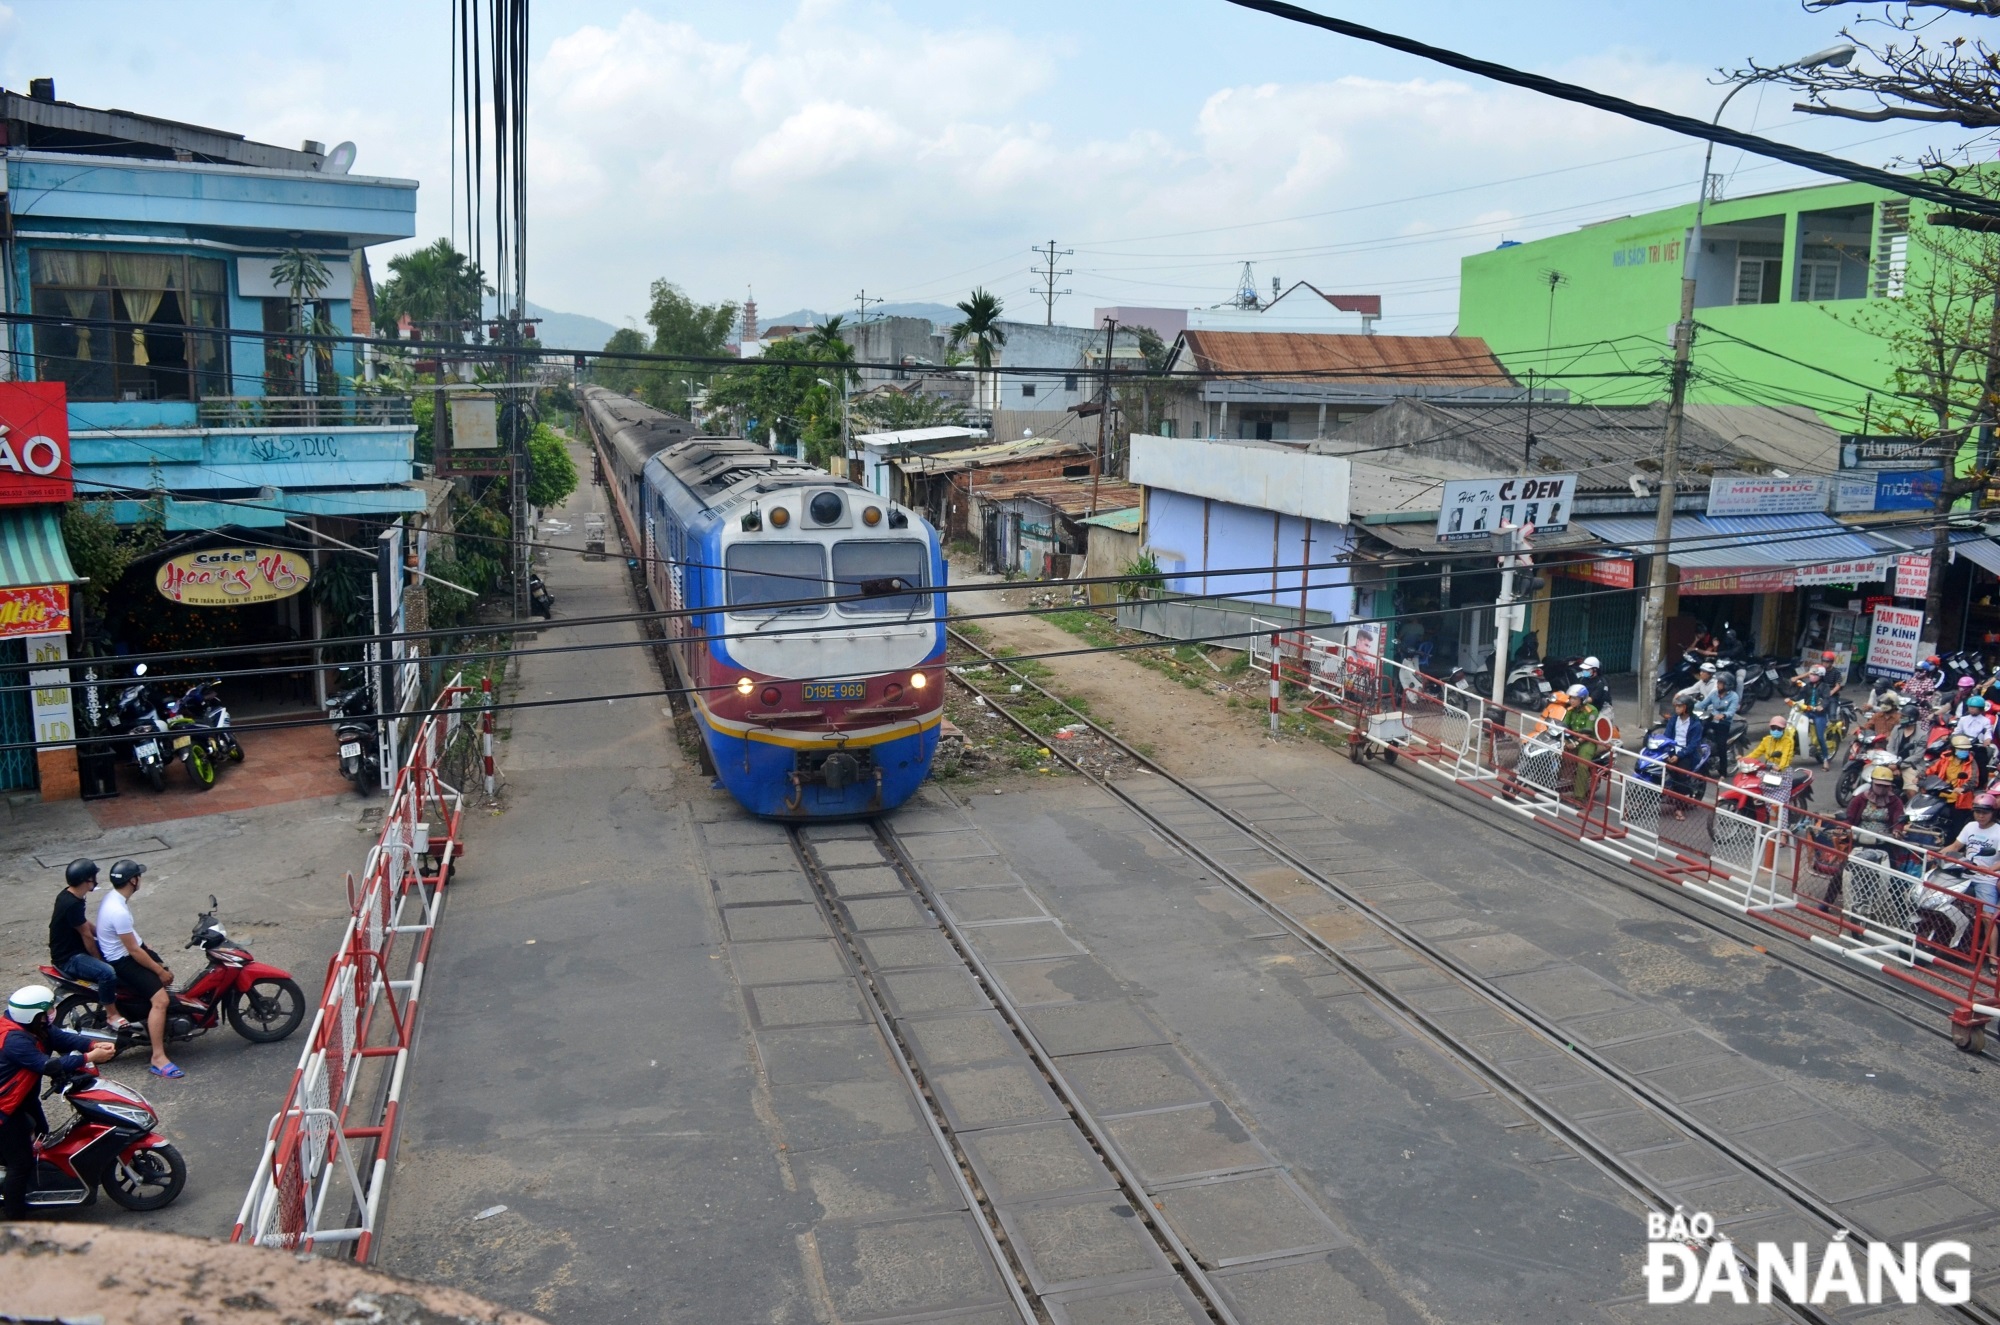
207;893;217;909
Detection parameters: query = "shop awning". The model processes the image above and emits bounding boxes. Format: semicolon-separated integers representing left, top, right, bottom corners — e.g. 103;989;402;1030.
1576;513;1875;570
1953;536;2000;579
1360;521;1600;554
0;506;78;588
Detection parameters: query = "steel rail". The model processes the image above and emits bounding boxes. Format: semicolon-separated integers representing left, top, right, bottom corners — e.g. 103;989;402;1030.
785;826;1041;1325
948;628;1998;1324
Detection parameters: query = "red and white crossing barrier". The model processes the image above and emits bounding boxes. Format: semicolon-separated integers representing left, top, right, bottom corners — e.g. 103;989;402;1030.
231;677;471;1260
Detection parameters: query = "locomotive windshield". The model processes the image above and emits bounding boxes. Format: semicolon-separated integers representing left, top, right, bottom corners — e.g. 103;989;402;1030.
725;543;826;614
833;540;929;615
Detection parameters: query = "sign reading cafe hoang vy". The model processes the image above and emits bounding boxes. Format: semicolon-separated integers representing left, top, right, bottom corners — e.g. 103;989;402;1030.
1435;474;1577;543
156;547;312;607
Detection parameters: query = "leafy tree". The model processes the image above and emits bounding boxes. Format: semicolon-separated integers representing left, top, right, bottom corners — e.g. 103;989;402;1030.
707;339;849;466
525;422;579;510
61;499;164;619
378;239;488;332
853;389;968;431
593;326;654;397
642;281;738;414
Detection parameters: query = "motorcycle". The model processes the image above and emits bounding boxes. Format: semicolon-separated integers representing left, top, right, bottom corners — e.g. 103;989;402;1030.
1634;726;1713;795
109;667;171;794
178;677;243;765
1654;648;1704;703
1714;758;1814;840
41;896;307;1051
157;692;217;791
5;1047;185;1212
529;573;554;619
1901;775;1958;849
1834;729;1903;805
1914;862;1981;954
328;681;382;792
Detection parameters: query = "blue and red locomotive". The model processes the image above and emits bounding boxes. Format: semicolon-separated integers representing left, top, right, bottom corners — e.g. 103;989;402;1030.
581;386;947;818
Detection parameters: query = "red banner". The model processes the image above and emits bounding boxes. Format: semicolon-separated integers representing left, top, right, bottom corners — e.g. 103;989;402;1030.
0;383;70;506
0;583;69;638
1558;555;1635;589
1677;566;1796;596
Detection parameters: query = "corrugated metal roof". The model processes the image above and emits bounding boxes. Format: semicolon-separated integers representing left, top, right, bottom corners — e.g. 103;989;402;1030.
1578;513;1875;570
980;476;1142;517
1361;521;1599;554
1175;331;1514;385
1956;537;2000;578
1080;507;1142;532
896;437;1091;476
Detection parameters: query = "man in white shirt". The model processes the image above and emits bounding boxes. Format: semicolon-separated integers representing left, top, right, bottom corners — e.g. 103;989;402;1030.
95;860;180;1078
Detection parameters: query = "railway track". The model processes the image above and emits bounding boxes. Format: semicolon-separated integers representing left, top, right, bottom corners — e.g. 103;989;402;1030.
788;818;1239;1324
946;626;2000;1324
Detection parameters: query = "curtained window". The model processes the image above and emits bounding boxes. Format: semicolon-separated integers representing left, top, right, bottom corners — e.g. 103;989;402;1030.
31;249;229;402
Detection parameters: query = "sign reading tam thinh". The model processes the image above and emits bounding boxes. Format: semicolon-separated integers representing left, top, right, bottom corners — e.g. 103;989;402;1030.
0;383;71;505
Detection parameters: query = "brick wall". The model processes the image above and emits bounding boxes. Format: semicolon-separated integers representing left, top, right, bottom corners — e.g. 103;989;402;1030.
940;452;1096;545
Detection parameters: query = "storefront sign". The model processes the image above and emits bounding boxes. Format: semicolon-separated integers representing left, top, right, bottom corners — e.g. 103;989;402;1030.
1896;552;1930;600
1677;566;1796;596
1794;558;1890;587
0;382;72;505
0;583;70;639
1704;476;1828;516
1841;434;1935;470
1435;473;1576;542
1874;470;1943;512
449;394;500;450
1869;604;1926;677
27;634;71;749
1558;555;1635;588
156;547;311;606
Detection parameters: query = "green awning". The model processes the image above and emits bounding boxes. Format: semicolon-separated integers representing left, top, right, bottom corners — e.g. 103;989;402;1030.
0;506;78;588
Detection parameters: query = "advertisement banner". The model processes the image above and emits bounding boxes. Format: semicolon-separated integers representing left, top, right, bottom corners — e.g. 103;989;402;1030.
0;382;72;506
27;633;71;749
1435;473;1576;542
1794;558;1889;587
1558;555;1635;588
1895;552;1930;600
1677;566;1796;596
1704;476;1828;516
1832;473;1879;514
155;547;312;606
1841;434;1935;470
1869;604;1926;677
0;583;69;639
1873;469;1943;512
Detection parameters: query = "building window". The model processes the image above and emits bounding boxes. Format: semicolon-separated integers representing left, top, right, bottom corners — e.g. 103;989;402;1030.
1237;407;1291;441
1159;419;1177;438
1021;383;1036;398
1795;206;1871;302
1064;374;1078;391
30;250;228;402
1875;201;1910;299
262;298;336;397
1062;463;1090;477
1734;241;1782;305
1796;251;1841;302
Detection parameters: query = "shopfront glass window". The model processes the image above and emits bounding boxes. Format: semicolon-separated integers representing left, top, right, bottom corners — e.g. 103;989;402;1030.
30;250;228;402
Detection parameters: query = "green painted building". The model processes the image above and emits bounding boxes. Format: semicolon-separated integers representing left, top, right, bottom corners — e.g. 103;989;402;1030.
1457;177;1922;429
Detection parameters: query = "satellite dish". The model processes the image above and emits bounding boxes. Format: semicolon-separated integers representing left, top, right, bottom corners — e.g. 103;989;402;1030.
323;141;357;175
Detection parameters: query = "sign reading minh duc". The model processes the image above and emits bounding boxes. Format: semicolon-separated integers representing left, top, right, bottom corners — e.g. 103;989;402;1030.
155;547;312;606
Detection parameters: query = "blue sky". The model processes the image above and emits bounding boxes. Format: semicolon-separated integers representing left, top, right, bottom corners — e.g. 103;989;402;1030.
0;1;1977;339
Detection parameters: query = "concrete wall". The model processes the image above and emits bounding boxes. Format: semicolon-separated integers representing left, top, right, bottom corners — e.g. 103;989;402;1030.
1130;434;1350;524
1144;486;1355;621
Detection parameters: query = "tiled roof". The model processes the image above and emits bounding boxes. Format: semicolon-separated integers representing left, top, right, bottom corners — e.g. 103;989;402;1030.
1175;331;1514;385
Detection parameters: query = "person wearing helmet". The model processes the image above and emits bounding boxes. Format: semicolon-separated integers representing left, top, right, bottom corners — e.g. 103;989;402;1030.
0;984;114;1219
1845;762;1907;840
1662;693;1705;796
95;860;178;1078
1693;670;1740;763
1743;713;1796;770
1689;625;1719;663
1955;694;1995;745
47;860;124;1033
1791;666;1835;768
1562;683;1605;801
1945;793;2000;912
1573;656;1614;713
1906;658;1943;710
1929;733;1988;837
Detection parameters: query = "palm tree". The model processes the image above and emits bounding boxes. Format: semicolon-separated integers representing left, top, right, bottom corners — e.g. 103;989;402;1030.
377;239;489;334
947;289;1006;415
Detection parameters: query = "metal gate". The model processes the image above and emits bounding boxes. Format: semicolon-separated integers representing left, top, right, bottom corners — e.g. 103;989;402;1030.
0;639;36;791
1546;577;1638;672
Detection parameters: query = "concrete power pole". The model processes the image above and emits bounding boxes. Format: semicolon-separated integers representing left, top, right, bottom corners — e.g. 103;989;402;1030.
854;289;882;324
1030;240;1073;326
1636;246;1699;698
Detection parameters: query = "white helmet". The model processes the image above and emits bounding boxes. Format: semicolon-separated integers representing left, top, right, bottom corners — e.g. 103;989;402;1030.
1582;657;1601;669
1566;684;1590;700
6;984;53;1024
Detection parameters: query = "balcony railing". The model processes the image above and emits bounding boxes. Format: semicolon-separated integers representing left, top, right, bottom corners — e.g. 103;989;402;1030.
197;395;415;429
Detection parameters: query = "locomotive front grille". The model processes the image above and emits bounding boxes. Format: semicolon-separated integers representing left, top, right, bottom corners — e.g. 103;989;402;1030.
795;747;876;789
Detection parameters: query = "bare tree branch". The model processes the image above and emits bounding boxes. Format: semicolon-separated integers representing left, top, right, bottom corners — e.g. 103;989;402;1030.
1793;100;1975;120
1806;0;2000;14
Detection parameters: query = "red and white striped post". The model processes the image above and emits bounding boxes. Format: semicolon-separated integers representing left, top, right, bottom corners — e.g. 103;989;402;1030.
481;676;495;797
1269;633;1281;733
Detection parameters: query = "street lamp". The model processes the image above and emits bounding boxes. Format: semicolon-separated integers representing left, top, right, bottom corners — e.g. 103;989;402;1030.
1636;41;1857;696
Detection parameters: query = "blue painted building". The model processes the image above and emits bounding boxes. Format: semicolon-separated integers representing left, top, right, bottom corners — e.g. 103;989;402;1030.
1;84;419;530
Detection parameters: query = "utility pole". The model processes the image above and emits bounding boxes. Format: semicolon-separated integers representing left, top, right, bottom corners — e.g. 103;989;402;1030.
854;289;882;324
1090;319;1117;515
1030;240;1073;326
1491;524;1540;707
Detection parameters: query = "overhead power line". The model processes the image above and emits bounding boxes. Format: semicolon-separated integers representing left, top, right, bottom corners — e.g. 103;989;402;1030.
1220;0;2000;218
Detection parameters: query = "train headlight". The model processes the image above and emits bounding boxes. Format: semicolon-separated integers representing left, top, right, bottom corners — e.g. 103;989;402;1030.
862;506;882;527
741;509;762;531
810;492;844;525
736;677;754;695
769;506;791;528
909;671;928;690
887;509;908;529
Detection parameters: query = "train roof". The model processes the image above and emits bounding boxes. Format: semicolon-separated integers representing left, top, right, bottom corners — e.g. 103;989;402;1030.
581;385;859;516
580;385;699;478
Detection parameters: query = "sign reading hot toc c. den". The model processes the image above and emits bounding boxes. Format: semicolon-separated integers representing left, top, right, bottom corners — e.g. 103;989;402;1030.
156;547;312;606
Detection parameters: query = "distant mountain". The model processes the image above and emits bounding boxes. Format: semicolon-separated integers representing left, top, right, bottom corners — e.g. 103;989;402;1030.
525;301;622;352
758;302;961;334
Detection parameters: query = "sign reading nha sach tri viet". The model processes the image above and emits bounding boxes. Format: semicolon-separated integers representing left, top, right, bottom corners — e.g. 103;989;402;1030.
155;547;312;606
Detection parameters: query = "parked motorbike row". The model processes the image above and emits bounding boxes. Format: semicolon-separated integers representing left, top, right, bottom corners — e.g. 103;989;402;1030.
10;896;306;1214
107;666;244;792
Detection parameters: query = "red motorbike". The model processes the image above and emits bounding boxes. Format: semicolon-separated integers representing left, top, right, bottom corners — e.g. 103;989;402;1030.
13;1055;184;1211
1712;759;1814;845
41;896;307;1052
